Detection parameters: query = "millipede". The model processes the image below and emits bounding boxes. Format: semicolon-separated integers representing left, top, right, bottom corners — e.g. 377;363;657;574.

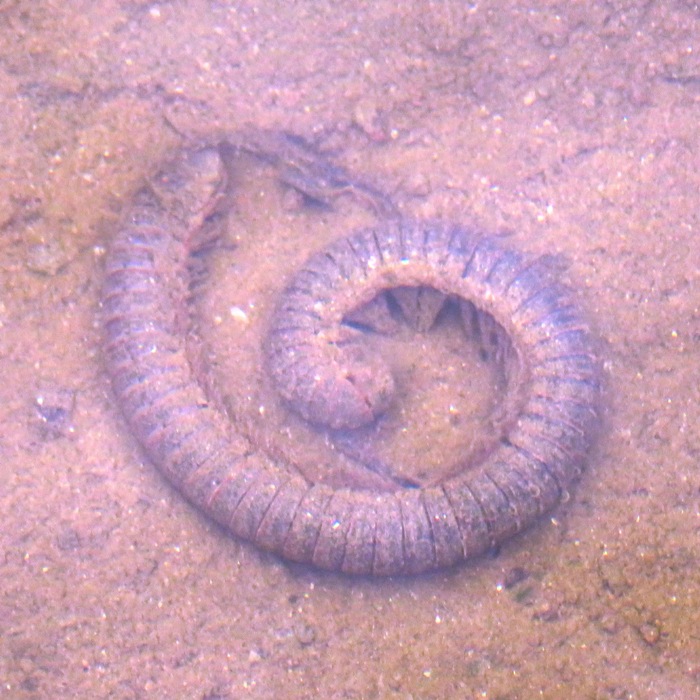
102;142;601;576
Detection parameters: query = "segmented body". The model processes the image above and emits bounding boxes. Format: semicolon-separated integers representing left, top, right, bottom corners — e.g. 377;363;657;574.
102;146;601;576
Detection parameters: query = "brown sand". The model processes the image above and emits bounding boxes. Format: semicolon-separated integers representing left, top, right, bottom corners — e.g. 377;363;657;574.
1;1;698;698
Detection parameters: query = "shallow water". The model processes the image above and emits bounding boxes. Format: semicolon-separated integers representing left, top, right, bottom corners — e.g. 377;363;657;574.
1;1;699;698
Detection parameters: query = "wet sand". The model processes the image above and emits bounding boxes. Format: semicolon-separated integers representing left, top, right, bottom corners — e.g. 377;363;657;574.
1;1;699;698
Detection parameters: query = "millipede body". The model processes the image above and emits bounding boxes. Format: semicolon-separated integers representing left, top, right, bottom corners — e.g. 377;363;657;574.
102;145;601;576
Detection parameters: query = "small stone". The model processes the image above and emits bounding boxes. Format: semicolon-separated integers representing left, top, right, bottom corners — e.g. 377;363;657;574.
532;603;561;622
26;236;71;276
33;385;76;440
292;620;316;646
56;527;82;551
598;610;622;634
581;88;597;109
229;306;249;324
503;566;528;589
352;97;388;142
401;171;432;198
638;621;661;646
523;89;538;106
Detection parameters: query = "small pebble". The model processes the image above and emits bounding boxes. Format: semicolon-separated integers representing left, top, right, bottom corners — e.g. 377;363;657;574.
33;385;76;440
292;621;316;646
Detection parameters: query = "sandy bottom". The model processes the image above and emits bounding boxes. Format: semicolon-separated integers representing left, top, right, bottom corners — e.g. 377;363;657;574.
1;1;699;698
